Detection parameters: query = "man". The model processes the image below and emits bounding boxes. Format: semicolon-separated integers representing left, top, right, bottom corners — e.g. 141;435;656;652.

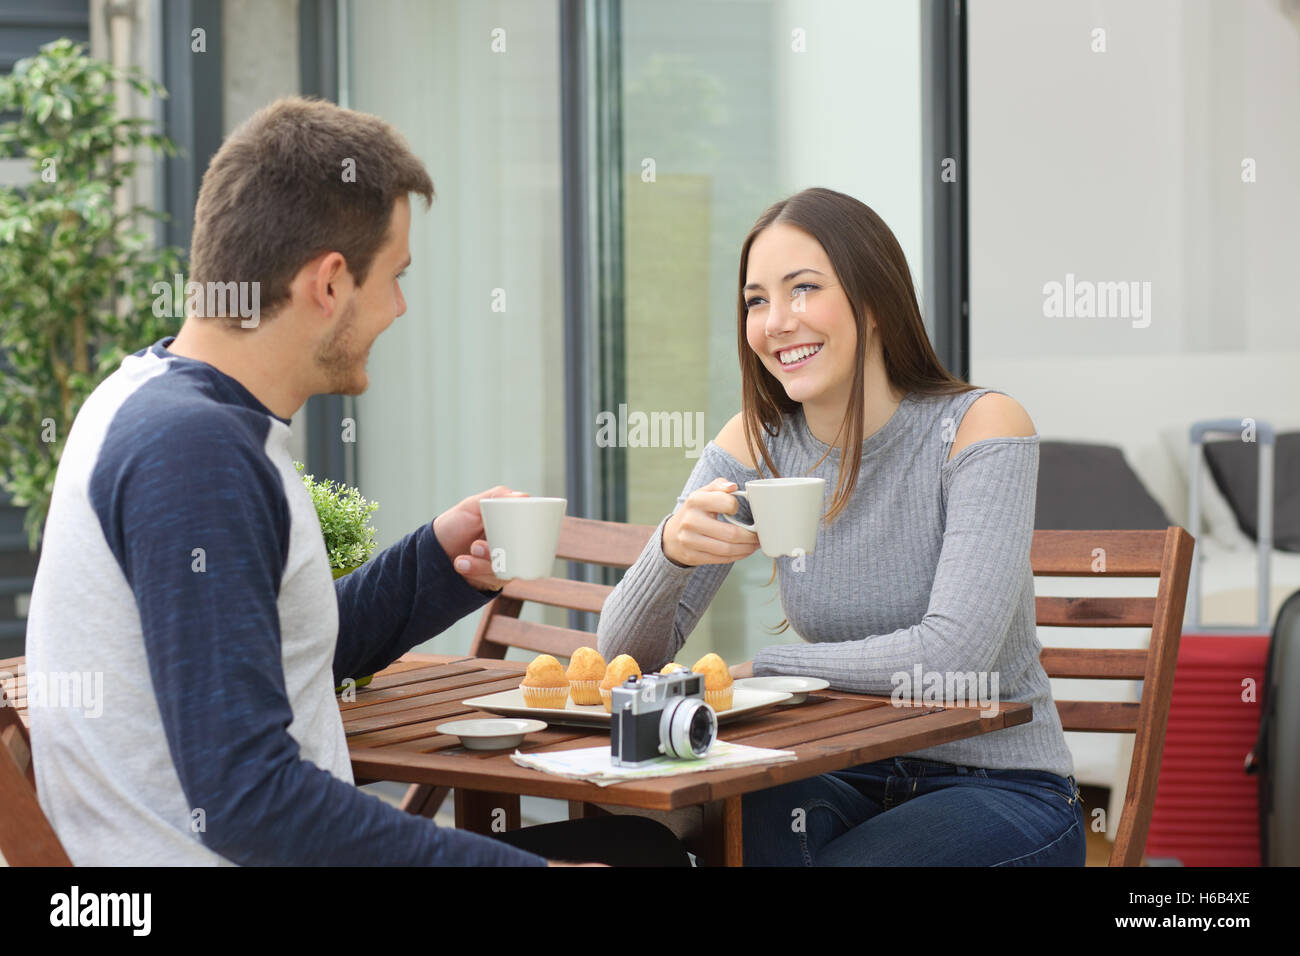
24;96;685;866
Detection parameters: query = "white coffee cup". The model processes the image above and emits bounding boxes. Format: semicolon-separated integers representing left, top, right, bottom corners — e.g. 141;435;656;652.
478;497;567;580
721;477;824;558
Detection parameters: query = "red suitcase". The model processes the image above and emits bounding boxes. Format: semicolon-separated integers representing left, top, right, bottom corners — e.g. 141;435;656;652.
1144;419;1274;866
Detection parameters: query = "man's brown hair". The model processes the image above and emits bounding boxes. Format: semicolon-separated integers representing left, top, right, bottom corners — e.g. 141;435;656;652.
188;96;434;324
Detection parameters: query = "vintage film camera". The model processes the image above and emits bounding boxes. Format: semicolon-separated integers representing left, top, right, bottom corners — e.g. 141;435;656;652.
609;670;718;767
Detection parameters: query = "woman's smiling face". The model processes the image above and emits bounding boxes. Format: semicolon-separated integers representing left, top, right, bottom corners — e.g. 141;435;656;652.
743;222;863;407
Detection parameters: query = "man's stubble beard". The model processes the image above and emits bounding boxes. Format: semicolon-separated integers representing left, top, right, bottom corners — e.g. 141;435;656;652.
315;298;369;395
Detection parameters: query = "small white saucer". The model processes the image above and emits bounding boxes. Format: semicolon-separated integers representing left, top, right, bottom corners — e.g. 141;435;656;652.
436;718;548;750
734;676;830;705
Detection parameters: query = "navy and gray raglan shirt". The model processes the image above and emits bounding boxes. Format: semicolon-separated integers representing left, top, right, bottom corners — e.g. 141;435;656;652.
24;336;545;866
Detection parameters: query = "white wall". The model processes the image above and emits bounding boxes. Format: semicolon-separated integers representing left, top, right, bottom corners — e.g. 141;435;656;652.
969;0;1300;518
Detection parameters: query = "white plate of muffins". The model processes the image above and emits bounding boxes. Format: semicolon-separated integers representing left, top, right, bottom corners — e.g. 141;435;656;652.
462;648;792;728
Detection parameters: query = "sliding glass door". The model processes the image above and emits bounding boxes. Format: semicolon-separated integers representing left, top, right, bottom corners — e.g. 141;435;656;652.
613;0;927;662
346;0;568;655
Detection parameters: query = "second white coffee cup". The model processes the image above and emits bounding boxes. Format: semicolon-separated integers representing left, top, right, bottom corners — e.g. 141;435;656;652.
721;477;825;558
478;497;567;580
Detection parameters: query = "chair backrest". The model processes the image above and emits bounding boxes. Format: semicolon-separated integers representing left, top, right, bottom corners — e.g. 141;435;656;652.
1031;526;1194;867
468;516;658;660
0;679;73;866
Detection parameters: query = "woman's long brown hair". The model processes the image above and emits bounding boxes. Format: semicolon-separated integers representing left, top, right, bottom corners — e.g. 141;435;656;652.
738;187;977;523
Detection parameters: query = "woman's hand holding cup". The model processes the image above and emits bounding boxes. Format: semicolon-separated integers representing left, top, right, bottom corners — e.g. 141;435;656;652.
662;478;761;567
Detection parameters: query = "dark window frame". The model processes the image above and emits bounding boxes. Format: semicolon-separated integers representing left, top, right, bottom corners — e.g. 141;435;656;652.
159;0;223;255
298;0;356;487
921;0;970;382
560;0;627;626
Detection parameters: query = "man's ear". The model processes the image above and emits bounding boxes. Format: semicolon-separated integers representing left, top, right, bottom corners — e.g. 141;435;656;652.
302;252;353;317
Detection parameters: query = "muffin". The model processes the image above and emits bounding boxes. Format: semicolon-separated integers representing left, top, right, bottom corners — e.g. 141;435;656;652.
693;653;734;712
659;662;687;675
599;654;642;713
567;646;607;706
520;654;570;709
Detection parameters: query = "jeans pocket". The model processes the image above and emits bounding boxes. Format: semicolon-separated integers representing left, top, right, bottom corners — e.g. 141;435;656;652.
991;816;1085;867
1027;782;1078;809
802;797;856;831
983;770;1080;814
795;798;857;867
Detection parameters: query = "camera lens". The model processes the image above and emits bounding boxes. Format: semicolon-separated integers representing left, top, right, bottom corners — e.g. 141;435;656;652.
659;698;717;759
688;706;714;753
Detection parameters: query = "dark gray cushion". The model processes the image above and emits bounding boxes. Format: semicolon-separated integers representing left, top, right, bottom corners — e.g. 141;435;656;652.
1035;441;1171;531
1203;432;1300;552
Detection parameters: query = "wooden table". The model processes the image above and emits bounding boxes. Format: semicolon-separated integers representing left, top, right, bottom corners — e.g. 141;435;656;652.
2;652;1032;865
341;653;1033;865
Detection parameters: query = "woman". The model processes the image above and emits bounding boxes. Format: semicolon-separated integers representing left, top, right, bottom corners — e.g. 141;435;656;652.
595;187;1085;866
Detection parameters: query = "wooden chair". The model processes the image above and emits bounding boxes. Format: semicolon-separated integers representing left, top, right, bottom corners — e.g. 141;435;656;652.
1032;527;1194;867
1;678;73;866
398;515;657;818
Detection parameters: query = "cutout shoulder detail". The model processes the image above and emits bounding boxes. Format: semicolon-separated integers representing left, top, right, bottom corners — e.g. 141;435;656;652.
947;391;1036;463
714;412;759;470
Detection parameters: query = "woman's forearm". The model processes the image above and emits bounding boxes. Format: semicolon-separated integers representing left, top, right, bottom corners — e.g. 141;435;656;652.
751;591;1025;695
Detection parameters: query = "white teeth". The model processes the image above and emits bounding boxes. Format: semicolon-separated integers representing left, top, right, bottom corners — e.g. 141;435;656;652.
779;344;822;365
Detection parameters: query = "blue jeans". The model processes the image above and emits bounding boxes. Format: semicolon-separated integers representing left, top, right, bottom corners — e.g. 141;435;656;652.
742;756;1086;866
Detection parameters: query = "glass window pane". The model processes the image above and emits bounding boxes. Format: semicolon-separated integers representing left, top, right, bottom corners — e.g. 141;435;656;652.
346;0;566;655
617;0;925;665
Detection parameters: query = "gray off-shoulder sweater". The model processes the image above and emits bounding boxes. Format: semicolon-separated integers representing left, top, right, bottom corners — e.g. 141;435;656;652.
596;387;1075;779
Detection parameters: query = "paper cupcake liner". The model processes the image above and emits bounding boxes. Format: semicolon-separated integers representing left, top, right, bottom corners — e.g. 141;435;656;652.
599;687;613;713
705;687;734;712
520;683;570;709
569;678;602;706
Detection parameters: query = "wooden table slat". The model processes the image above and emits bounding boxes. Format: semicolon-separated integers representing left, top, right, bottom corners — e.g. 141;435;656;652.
339;674;525;716
444;657;529;673
711;696;887;742
353;662;486;691
978;701;1034;731
344;704;489;746
384;724;596;756
338;668;526;711
734;700;946;752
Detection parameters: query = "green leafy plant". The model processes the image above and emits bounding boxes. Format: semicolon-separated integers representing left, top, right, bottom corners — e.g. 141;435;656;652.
0;38;186;549
295;462;379;573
